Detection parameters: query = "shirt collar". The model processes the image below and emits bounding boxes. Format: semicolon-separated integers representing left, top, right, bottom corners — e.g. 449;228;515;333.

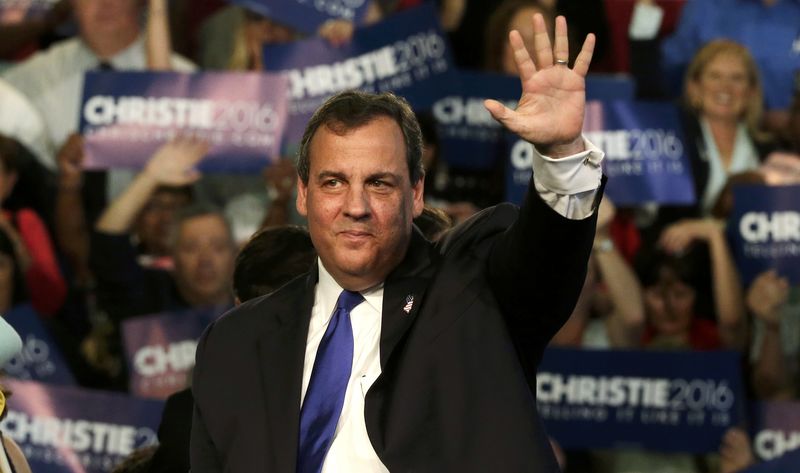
78;35;145;69
317;258;384;316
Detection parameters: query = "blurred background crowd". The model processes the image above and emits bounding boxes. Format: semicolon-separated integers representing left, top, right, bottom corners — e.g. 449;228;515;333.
0;0;799;472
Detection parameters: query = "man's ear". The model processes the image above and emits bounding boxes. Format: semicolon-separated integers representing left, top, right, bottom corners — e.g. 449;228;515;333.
411;174;424;218
296;176;308;217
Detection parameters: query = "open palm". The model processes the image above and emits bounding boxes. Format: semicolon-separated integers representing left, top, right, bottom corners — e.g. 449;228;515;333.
485;15;595;154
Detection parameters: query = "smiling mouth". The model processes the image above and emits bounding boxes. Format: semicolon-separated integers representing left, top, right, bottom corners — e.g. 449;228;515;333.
339;230;374;244
713;92;733;105
340;230;372;238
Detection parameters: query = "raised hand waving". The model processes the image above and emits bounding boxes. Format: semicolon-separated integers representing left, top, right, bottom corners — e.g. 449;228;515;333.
484;14;595;157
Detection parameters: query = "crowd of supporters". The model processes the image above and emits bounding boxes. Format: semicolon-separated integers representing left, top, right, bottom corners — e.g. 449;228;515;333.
0;0;798;472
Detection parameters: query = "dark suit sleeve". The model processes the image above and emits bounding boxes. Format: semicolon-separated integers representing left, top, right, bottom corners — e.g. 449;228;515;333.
190;324;223;473
150;389;193;473
486;179;602;367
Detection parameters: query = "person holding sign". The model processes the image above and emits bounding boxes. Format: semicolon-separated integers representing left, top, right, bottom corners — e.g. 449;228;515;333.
2;0;194;159
191;13;603;472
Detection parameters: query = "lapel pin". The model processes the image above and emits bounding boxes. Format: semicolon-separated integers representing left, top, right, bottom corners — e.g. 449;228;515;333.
403;295;414;314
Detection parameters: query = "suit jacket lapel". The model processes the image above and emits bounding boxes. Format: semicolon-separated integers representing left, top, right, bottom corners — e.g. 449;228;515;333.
380;228;436;368
255;269;317;472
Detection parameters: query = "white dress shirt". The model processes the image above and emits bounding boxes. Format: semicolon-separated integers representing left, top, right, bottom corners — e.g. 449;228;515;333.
302;263;388;472
698;119;760;215
302;138;604;471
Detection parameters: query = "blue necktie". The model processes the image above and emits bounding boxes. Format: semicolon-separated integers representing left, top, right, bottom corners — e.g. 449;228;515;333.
297;290;364;473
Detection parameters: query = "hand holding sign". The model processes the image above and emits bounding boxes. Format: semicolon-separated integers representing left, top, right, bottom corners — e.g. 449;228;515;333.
143;136;209;186
484;15;594;157
317;19;355;47
719;428;756;473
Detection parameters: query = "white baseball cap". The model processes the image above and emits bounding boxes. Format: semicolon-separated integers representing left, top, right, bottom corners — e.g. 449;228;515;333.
0;317;22;366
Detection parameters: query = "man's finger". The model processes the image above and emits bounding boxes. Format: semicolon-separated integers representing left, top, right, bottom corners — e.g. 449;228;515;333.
572;33;596;77
484;99;514;126
531;13;553;68
553;16;569;65
509;30;536;82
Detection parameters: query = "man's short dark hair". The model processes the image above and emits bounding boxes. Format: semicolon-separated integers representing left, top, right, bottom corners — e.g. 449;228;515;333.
296;90;424;185
233;225;316;302
169;203;234;249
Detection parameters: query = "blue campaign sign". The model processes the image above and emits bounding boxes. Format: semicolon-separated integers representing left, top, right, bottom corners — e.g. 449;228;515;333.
0;379;163;473
121;306;228;399
263;3;458;148
749;401;800;463
505;101;695;206
585;75;636;102
537;348;744;453
230;0;370;35
79;70;289;172
729;184;800;286
588;101;695;206
432;71;519;170
504;134;534;204
2;304;76;385
744;448;800;473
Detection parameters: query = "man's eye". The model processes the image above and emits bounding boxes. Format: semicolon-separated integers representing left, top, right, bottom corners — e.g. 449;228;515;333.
369;180;388;188
323;179;342;188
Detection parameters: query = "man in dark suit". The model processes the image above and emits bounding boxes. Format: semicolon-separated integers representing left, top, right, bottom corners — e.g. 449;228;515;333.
191;14;604;472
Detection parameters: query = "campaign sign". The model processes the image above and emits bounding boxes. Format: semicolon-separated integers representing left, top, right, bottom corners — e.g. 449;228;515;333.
432;71;519;169
230;0;369;35
743;448;800;473
584;75;636;102
79;71;288;172
263;3;457;147
505;101;695;206
0;379;163;473
537;348;743;453
0;0;56;24
2;304;76;385
729;184;800;285
749;401;800;463
121;306;227;399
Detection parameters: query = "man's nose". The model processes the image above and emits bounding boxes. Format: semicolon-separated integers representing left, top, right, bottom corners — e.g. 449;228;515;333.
196;247;215;266
343;186;370;219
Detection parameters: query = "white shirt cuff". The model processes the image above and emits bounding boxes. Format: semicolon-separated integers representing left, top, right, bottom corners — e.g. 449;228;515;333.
628;2;664;40
531;136;604;220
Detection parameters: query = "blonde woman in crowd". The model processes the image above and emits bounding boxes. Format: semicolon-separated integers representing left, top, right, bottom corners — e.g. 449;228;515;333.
682;40;773;216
